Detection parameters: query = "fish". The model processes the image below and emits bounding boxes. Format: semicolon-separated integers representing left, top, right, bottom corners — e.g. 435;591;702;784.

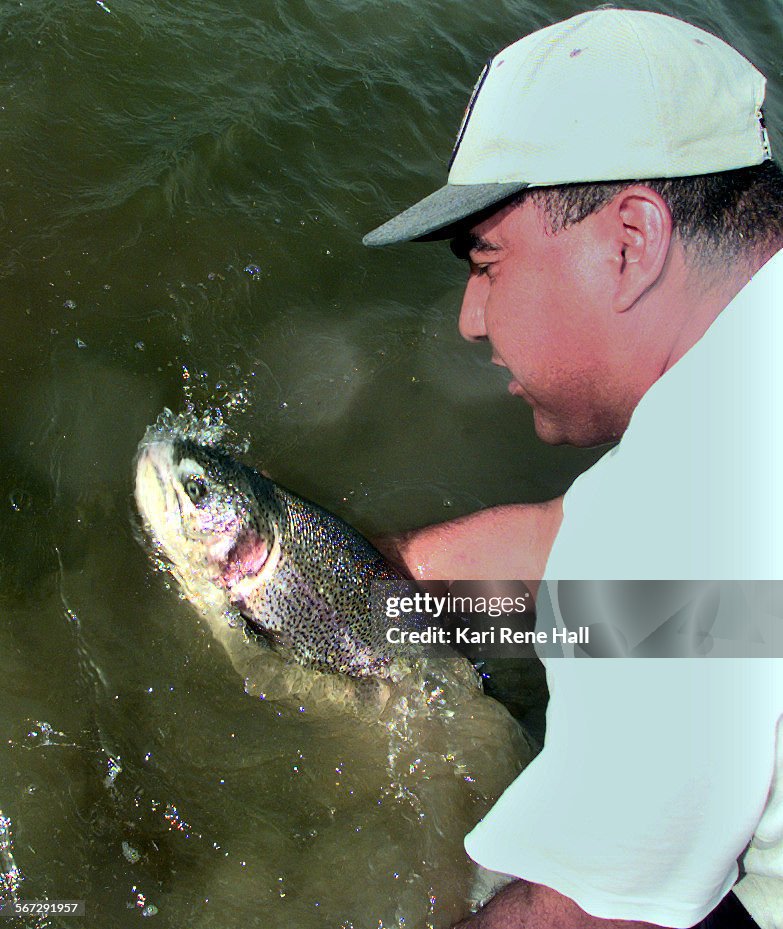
133;412;475;688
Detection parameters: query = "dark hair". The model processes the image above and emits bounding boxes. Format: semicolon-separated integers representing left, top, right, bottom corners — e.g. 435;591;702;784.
517;160;783;266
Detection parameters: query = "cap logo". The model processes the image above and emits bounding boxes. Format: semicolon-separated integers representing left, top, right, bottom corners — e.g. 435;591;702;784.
449;58;493;169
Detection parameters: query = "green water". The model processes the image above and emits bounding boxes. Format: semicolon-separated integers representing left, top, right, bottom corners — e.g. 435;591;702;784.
0;0;781;926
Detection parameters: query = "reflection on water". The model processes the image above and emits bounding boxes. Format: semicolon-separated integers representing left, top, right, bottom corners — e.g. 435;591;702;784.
0;0;779;924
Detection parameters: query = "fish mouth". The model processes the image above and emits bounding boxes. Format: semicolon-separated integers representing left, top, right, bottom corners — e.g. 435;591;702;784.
135;441;180;533
135;439;230;562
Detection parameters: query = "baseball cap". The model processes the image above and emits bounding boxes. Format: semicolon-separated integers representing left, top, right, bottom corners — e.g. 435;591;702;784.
362;8;771;247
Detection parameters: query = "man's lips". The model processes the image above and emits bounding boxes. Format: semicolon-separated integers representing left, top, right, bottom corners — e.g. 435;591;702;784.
490;356;529;402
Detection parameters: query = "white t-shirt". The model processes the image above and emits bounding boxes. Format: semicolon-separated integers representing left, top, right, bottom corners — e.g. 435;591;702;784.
465;249;783;929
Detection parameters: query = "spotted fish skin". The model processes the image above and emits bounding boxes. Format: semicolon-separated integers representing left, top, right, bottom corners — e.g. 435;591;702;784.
134;433;436;680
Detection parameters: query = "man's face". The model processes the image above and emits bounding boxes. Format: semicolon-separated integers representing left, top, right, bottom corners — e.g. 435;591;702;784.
454;197;628;446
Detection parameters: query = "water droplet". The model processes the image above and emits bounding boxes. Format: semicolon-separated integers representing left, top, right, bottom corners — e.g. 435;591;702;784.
122;841;141;864
75;338;87;349
105;756;122;787
8;490;30;512
63;299;76;309
243;264;262;280
134;341;145;351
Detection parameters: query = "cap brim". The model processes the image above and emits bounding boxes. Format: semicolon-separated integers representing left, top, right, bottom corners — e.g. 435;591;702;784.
362;181;529;247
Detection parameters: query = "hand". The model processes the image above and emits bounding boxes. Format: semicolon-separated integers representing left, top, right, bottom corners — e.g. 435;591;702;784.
450;880;666;929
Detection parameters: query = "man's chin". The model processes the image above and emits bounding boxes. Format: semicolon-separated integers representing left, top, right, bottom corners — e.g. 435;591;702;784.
532;418;572;446
532;410;617;448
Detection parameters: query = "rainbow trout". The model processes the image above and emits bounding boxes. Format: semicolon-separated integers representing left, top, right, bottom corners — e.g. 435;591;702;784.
134;413;467;685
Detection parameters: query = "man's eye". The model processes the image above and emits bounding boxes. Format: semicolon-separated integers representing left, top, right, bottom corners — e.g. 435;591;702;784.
474;263;493;278
184;477;207;503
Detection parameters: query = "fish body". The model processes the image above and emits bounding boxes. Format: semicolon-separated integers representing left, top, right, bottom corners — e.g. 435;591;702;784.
134;419;458;683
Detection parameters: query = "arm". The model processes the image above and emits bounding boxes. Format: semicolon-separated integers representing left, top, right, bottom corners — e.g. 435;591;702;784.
451;881;667;929
374;498;563;591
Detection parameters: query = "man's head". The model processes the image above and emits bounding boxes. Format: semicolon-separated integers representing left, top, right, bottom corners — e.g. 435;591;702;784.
452;163;783;446
363;9;782;446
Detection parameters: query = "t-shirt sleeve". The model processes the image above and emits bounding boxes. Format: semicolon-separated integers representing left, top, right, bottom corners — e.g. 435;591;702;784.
464;658;780;928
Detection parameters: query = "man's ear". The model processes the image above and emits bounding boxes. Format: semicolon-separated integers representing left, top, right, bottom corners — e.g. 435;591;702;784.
610;185;673;312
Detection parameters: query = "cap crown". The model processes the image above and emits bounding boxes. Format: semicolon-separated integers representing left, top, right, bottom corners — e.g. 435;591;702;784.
449;9;770;187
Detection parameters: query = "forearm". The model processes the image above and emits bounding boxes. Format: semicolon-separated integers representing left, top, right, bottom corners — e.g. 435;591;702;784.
374;498;563;590
452;880;665;929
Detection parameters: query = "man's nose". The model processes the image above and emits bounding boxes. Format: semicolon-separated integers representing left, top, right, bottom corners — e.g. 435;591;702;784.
458;276;489;342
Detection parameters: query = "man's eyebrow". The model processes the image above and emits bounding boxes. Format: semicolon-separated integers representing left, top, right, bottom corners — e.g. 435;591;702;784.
449;233;502;260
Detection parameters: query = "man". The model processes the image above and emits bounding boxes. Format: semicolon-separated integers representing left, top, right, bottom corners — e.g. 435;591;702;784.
363;9;783;929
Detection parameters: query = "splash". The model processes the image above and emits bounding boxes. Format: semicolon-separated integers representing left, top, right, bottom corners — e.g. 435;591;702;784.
178;362;257;453
0;811;23;913
140;406;249;458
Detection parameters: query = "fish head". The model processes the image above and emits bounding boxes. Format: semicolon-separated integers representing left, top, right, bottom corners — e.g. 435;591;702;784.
134;436;281;609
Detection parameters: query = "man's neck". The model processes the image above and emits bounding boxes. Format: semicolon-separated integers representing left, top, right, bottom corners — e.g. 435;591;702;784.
663;243;780;373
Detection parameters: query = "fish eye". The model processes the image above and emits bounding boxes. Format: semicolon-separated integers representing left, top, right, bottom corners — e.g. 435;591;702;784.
184;477;207;503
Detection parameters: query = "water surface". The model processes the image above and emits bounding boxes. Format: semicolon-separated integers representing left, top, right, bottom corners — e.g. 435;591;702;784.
0;0;780;926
